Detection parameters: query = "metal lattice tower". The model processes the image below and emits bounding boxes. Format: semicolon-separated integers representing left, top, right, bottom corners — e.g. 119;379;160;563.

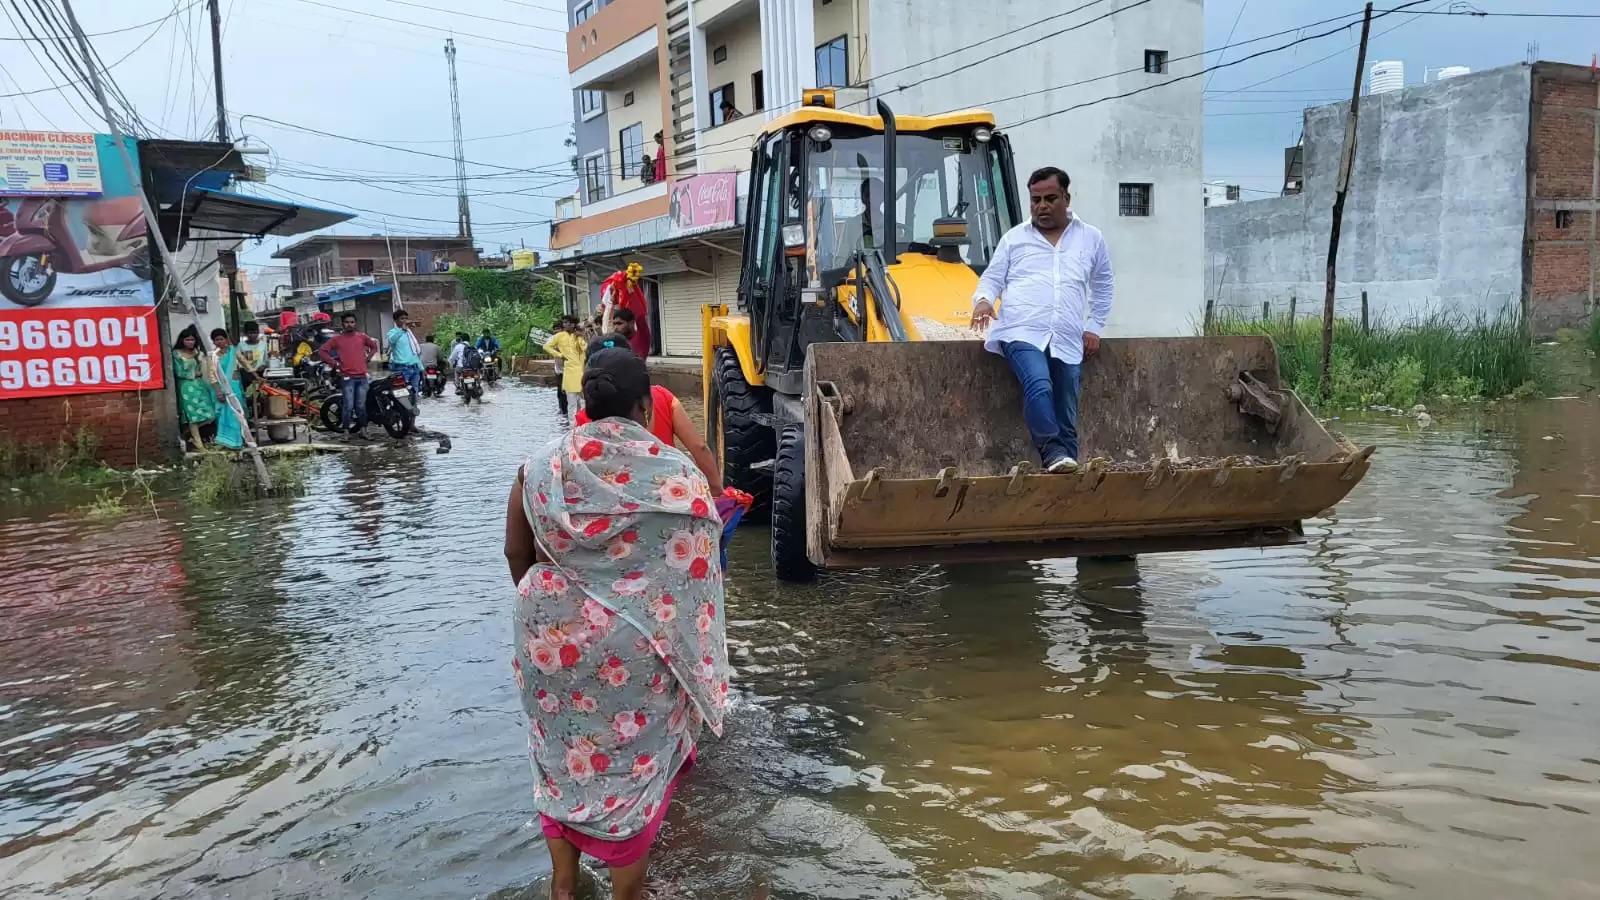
445;38;472;242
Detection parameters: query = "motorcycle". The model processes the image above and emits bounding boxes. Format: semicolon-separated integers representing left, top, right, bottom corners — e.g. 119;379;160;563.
482;353;501;385
0;195;150;306
458;370;484;405
319;372;417;438
420;365;445;398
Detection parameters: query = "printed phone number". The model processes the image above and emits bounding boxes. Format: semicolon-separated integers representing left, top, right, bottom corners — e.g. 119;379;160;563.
0;354;154;390
0;316;150;352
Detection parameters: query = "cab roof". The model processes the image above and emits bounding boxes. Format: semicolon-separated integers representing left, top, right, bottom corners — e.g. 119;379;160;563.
759;107;997;139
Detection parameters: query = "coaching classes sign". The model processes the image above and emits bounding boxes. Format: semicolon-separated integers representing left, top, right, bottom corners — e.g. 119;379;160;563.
0;132;161;400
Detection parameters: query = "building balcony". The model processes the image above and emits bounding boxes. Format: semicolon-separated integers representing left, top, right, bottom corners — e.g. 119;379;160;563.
569;0;662;86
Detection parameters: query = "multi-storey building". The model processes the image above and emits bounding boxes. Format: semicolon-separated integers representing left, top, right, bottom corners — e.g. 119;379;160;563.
549;0;1204;357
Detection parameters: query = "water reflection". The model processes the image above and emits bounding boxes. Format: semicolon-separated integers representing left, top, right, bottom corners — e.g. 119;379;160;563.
0;387;1597;898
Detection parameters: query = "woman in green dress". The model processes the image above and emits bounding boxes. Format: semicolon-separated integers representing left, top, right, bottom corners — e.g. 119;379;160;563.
210;328;246;450
173;326;217;451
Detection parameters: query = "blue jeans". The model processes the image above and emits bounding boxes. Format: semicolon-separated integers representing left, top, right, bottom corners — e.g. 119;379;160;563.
340;376;370;433
395;363;421;401
1001;341;1082;463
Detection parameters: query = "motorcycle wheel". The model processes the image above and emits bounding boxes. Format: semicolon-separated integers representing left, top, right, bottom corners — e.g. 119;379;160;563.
383;406;413;439
1;254;57;306
319;396;342;431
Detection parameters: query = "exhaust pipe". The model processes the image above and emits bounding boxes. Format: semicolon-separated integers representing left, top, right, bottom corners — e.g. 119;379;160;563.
876;99;897;267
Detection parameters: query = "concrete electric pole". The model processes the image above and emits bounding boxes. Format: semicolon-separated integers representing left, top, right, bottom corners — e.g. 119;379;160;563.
445;39;472;243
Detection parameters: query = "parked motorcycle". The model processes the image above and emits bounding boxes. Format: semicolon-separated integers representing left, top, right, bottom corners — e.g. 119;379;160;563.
420;365;445;398
482;353;502;386
0;195;150;306
458;370;484;405
320;372;417;438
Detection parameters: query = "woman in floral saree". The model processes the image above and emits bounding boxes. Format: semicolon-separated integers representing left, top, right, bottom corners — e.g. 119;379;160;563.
504;348;730;900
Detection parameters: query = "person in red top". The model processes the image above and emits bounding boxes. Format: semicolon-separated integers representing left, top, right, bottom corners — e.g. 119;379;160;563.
599;262;651;359
576;335;722;493
317;312;380;437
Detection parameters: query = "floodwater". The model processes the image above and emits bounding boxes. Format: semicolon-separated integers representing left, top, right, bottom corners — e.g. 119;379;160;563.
2;383;1598;899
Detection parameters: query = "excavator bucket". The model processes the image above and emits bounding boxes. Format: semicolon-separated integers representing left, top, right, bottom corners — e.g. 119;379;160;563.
802;337;1374;568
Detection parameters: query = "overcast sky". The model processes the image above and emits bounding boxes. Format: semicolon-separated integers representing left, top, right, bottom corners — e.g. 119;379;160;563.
3;0;1596;270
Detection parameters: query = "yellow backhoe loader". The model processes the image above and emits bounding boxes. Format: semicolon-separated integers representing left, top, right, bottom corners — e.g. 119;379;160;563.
702;94;1374;581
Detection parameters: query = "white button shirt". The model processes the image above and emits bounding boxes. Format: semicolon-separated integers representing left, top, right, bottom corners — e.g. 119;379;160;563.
972;214;1114;365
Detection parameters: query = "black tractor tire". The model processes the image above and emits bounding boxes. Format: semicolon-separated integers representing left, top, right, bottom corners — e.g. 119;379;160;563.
712;347;774;518
771;424;817;582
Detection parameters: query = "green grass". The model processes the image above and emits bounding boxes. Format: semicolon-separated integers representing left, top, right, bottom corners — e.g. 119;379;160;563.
1206;311;1535;409
80;488;128;521
186;454;311;507
0;427;116;483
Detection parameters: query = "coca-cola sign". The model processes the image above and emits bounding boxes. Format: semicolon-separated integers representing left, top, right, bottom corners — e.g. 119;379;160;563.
668;171;738;236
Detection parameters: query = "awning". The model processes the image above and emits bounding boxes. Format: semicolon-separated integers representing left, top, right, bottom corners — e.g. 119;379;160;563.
178;188;355;238
316;279;393;303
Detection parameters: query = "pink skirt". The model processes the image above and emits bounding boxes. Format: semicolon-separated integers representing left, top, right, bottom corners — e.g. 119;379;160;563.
539;747;695;868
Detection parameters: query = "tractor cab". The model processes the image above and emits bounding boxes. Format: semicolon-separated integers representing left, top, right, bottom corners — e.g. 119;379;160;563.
734;99;1020;396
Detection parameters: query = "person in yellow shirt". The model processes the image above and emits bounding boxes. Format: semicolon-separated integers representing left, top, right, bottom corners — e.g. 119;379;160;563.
542;315;586;423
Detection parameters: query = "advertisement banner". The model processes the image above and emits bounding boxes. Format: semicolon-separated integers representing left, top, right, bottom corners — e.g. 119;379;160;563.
0;134;160;400
1;131;104;197
668;171;738;237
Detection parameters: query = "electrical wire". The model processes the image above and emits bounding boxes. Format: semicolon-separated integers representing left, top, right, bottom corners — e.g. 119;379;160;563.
282;0;564;56
1207;0;1445;97
0;0;199;39
374;0;567;35
0;15;171;99
1205;0;1249;91
1005;0;1436;130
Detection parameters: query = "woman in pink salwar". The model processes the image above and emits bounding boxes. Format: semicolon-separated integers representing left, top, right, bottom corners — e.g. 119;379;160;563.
504;348;730;900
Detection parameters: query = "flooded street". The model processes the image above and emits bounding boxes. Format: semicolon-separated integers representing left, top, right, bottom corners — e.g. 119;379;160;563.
2;382;1598;899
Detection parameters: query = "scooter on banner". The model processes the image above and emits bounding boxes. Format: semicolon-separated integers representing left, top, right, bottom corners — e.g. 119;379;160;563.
0;195;151;307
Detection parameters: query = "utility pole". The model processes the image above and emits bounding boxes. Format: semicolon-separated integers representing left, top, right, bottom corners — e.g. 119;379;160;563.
1321;2;1373;402
208;0;228;141
60;0;268;487
445;39;472;242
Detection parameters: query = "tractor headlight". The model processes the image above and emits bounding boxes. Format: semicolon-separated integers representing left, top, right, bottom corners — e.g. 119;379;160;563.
973;127;993;143
808;125;833;143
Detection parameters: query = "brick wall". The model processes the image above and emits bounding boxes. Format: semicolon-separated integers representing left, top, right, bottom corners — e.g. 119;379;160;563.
393;276;465;338
1529;64;1599;336
0;388;173;470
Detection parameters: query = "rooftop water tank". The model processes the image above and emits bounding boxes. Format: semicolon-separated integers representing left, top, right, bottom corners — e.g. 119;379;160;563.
1370;60;1405;95
1436;65;1471;81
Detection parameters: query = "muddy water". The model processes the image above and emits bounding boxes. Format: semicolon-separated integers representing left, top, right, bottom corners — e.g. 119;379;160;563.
2;385;1598;899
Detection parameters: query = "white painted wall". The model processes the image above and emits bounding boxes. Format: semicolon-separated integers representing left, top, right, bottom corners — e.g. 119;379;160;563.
705;11;764;116
813;0;867;84
867;0;1204;337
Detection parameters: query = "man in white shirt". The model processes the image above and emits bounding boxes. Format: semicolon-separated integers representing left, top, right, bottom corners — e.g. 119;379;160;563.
972;167;1114;473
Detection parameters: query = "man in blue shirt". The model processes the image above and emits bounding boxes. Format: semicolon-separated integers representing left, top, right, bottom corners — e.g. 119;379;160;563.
384;309;424;402
476;330;500;354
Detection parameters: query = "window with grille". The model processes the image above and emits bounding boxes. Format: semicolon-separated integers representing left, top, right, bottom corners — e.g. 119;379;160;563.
816;35;848;87
618;123;644;179
356;259;374;276
583;153;607;204
1119;183;1153;216
623;91;634;107
1144;49;1168;74
713;45;727;64
1556;209;1574;229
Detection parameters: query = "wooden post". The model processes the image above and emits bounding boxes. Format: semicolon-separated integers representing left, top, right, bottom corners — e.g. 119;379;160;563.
1361;290;1370;333
1288;293;1297;322
1262;300;1270;321
1203;296;1215;333
1322;2;1374;402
